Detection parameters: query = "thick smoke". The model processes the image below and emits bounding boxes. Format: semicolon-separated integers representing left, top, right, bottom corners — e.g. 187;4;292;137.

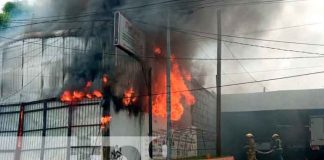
117;0;284;91
0;0;287;103
1;0;285;95
64;46;103;90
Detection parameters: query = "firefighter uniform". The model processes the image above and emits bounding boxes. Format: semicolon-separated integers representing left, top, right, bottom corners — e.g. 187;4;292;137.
245;133;257;160
271;134;284;160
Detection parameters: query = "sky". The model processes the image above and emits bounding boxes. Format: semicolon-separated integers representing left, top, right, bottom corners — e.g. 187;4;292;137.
0;0;10;12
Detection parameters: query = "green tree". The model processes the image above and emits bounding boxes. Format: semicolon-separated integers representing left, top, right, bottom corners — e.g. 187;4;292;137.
0;2;25;28
0;13;9;28
3;2;16;13
3;2;22;15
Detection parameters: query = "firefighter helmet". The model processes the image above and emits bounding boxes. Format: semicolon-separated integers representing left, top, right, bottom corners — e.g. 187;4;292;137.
272;134;280;138
246;133;254;138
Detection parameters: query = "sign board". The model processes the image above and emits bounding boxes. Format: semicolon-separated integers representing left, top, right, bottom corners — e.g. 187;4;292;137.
114;11;145;56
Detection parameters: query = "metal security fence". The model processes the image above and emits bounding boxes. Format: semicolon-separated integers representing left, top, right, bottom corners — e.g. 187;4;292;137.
0;98;103;160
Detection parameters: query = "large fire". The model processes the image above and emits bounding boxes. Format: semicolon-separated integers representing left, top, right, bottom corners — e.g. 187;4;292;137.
152;54;196;121
60;81;103;103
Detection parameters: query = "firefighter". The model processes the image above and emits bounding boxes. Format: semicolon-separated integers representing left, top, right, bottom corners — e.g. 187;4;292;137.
271;134;284;160
245;133;257;160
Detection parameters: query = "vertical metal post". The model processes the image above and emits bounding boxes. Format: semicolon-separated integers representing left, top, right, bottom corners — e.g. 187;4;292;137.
21;40;24;101
166;10;172;160
216;9;222;157
148;68;153;158
1;46;4;97
62;37;66;84
15;104;25;160
40;102;47;160
40;38;44;98
67;106;72;160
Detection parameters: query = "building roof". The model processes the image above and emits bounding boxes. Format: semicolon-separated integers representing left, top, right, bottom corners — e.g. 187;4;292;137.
222;89;324;112
0;29;83;47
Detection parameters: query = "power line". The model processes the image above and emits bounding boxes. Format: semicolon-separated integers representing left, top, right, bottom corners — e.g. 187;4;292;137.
162;69;324;95
9;19;113;24
9;11;104;21
188;0;311;11
116;0;310;12
130;0;305;19
111;69;324;99
2;35;324;61
239;22;323;35
222;69;324;87
135;20;324;57
224;64;324;75
114;0;210;11
2;22;324;61
224;43;269;91
9;13;111;23
187;64;324;79
191;28;324;47
0;19;112;30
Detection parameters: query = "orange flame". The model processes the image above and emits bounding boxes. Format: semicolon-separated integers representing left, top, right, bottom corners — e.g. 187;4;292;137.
86;93;93;99
93;90;103;98
154;47;162;55
152;55;196;121
101;115;112;129
60;79;105;103
85;81;92;88
122;87;137;106
102;74;109;85
61;91;73;102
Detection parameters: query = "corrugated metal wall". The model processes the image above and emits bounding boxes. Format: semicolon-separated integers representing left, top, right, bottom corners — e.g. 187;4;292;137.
0;37;95;104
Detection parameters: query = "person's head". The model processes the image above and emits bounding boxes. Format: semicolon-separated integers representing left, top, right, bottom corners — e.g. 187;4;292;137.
272;133;280;140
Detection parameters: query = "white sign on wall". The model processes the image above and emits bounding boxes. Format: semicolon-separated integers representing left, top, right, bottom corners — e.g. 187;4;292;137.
114;11;145;56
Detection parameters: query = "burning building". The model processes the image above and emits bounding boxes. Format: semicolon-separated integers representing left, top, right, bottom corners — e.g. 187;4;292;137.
0;24;152;159
0;0;220;159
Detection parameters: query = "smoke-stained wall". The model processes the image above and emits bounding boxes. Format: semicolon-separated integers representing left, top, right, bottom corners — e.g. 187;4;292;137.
0;34;98;103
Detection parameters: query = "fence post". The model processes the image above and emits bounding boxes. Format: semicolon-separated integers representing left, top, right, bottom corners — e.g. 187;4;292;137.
66;105;72;160
40;102;47;160
15;103;25;160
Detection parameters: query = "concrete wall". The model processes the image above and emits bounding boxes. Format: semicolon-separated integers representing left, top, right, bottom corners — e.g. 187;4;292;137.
109;101;149;160
223;89;324;112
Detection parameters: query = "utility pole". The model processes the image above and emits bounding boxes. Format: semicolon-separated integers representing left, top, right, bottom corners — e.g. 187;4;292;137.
148;68;153;158
216;9;222;157
166;10;172;160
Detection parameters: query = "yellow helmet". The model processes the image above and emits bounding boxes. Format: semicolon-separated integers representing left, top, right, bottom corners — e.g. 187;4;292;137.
272;134;279;138
246;133;254;138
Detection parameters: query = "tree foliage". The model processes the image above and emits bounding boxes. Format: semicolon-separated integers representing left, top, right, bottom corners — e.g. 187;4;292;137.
0;13;9;28
0;2;24;28
3;2;17;13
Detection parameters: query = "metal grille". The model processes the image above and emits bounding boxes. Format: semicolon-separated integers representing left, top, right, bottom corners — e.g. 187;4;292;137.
0;98;103;160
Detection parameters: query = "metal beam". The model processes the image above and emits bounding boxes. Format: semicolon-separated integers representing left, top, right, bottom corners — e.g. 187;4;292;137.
166;10;172;160
216;9;222;157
